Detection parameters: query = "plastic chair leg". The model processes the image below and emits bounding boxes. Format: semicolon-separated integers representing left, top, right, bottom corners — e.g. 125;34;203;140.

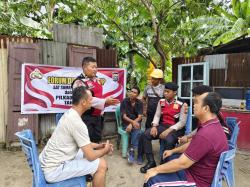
121;134;129;158
32;177;35;187
117;134;121;150
225;163;235;187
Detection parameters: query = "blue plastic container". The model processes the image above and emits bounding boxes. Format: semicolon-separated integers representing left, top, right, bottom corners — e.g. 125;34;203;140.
246;90;250;110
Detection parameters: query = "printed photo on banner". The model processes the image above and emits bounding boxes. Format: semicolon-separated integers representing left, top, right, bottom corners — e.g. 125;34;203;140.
21;63;126;114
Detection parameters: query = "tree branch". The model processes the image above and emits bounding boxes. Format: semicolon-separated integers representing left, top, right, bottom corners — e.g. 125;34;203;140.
86;0;157;68
159;0;183;26
140;0;167;71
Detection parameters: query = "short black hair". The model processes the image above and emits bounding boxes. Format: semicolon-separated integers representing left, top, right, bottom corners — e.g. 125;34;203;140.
202;92;222;115
192;85;212;96
82;57;96;67
72;86;90;105
131;86;140;95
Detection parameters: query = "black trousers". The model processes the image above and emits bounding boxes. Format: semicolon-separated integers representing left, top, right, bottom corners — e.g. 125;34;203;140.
139;125;185;155
145;97;161;129
145;112;155;129
82;115;103;143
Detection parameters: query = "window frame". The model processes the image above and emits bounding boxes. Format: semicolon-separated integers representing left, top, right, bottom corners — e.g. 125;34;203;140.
177;62;209;126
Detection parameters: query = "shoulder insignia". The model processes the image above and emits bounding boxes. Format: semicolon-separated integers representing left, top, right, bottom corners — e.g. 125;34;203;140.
176;100;183;105
72;79;86;89
160;100;166;107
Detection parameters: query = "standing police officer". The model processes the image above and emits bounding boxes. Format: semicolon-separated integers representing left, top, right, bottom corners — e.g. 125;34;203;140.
143;69;165;129
72;57;120;143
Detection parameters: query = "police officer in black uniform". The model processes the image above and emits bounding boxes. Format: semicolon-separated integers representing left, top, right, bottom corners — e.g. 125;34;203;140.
72;57;120;143
143;69;165;129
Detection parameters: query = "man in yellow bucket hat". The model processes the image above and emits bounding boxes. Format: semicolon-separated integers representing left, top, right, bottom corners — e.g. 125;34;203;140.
143;69;165;129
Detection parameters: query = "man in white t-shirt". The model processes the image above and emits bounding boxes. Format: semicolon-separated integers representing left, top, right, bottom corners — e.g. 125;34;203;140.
39;86;113;187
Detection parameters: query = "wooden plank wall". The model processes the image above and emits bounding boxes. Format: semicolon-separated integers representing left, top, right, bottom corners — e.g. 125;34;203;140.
97;48;117;68
226;53;250;87
204;54;227;86
172;56;205;83
0;41;8;143
0;36;36;143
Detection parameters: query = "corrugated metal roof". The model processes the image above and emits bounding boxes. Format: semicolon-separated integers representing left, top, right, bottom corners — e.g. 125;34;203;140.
0;35;38;48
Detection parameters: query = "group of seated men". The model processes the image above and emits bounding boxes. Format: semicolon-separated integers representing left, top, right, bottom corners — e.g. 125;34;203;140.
120;82;187;168
120;70;231;187
39;69;231;187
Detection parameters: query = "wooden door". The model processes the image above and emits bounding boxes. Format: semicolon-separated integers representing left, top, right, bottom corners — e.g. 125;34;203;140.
7;43;39;145
68;45;96;67
97;48;117;68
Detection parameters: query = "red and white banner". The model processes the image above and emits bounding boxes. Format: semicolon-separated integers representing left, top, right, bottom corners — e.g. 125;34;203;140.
21;64;126;114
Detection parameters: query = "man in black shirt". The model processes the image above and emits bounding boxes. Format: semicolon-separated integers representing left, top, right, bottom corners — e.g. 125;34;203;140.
120;86;143;164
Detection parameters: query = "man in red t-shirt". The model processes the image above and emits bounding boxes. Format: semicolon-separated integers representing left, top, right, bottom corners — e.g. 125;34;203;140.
144;92;228;187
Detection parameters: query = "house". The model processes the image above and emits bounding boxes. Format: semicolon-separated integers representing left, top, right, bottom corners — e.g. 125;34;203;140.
0;24;117;146
171;37;250;151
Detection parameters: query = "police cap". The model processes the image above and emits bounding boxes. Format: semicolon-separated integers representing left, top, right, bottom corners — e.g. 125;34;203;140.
165;82;179;91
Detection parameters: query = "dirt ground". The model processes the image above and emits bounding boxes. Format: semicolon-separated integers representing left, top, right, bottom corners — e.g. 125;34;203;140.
0;140;250;187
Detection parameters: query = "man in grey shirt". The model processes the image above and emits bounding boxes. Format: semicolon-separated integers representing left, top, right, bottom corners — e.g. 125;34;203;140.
39;86;113;187
143;69;165;129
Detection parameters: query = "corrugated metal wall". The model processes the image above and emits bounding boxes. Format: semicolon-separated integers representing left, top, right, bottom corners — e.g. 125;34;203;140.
40;41;68;66
205;54;227;86
39;40;68;139
53;24;103;48
0;36;36;143
172;53;250;87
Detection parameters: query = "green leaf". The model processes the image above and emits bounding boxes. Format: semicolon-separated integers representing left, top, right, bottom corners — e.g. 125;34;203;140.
213;18;248;46
20;16;41;29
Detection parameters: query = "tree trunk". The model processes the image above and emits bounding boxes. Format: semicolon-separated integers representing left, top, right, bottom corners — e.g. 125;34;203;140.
128;43;135;69
128;43;137;88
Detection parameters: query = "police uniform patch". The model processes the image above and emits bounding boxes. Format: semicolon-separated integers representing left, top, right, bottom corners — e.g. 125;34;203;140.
173;104;179;109
86;81;94;89
73;79;85;89
160;100;166;107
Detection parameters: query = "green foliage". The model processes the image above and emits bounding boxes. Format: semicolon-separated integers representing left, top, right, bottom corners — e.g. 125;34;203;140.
211;0;250;46
1;0;249;90
213;18;248;46
133;54;149;90
0;1;52;38
170;0;250;56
